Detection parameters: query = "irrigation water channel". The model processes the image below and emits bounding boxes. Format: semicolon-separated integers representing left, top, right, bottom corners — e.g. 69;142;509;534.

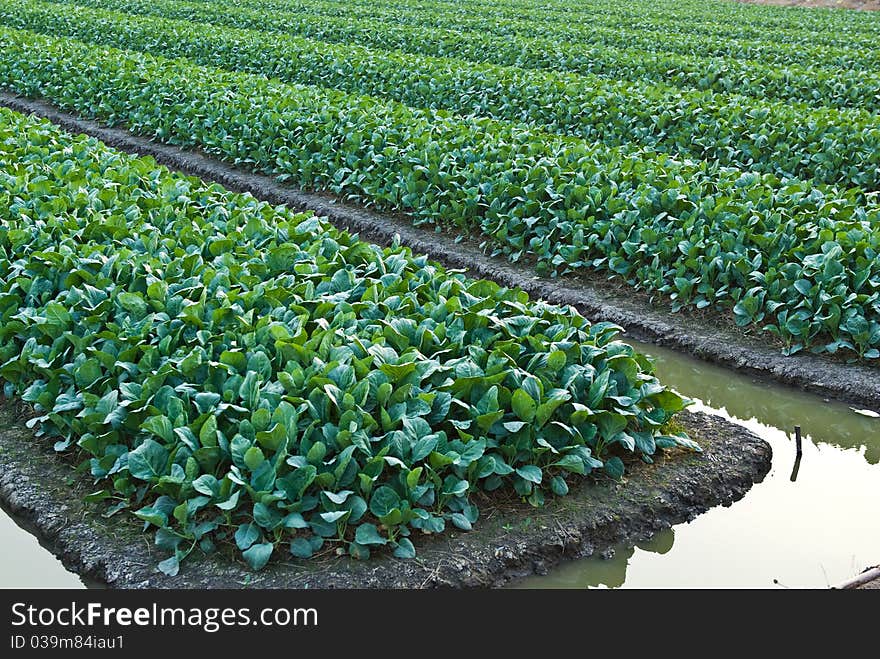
1;339;877;589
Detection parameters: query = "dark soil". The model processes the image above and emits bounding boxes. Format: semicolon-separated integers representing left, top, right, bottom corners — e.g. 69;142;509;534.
0;400;770;588
2;94;876;413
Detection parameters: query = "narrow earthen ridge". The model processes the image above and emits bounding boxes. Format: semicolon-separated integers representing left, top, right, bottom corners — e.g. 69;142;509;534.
0;404;771;588
2;93;878;411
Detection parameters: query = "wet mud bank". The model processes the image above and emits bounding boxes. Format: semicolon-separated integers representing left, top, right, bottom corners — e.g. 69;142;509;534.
0;401;770;589
858;576;880;589
834;565;880;589
1;93;878;412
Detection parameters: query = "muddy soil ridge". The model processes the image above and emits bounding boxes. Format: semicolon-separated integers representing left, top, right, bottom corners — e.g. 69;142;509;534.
0;400;771;588
2;94;876;413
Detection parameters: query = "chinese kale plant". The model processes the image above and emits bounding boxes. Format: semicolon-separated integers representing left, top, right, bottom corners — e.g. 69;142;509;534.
0;26;877;360
0;109;693;573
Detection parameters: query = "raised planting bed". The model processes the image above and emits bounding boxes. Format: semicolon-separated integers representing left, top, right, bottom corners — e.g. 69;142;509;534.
3;0;879;177
3;95;877;413
0;27;879;363
0;403;770;588
0;107;719;578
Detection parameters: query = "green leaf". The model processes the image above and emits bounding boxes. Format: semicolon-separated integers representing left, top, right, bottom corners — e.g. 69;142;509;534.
158;555;180;577
84;489;111;503
279;465;317;501
141;415;173;443
199;415;218;448
349;542;371;560
239;371;260;409
516;465;542;484
191;474;219;497
553;454;586;474
283;513;309;529
128;439;169;481
235;522;260;551
250;460;277;492
355;523;388;546
254;502;283;529
550;475;569;496
502;420;528;433
118;292;148;317
319;510;349;523
134;503;168;528
411;435;438;462
392;538;416;559
306;441;327;464
604;456;625;480
290;538;314;559
511;388;537;422
588;371;611;408
546;350;566;371
215;490;241;511
194;392;221;414
44;301;71;326
369;486;401;518
242;542;273;570
450;513;472;531
323;490;353;505
243;445;265;470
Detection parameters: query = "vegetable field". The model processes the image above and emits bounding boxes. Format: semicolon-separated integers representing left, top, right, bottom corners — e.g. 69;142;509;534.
1;0;879;361
0;108;691;570
0;0;878;575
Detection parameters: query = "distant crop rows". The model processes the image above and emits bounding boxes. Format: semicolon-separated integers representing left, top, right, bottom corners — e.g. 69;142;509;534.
3;0;878;192
46;0;880;112
182;0;880;68
0;106;691;569
2;25;878;359
182;0;880;48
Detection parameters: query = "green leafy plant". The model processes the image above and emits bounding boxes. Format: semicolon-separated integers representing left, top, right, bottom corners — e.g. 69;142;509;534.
3;0;879;189
50;0;880;114
0;108;694;573
1;24;877;361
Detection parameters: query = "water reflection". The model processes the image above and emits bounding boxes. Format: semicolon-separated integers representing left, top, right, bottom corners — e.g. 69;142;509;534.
536;531;678;589
0;499;86;589
1;336;877;588
517;340;880;589
629;340;880;465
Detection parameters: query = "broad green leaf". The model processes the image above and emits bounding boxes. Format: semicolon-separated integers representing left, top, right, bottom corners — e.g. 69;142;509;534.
516;465;542;484
511;389;537;422
128;439;169;481
235;522;260;551
242;542;273;570
604;457;625;480
355;523;387;546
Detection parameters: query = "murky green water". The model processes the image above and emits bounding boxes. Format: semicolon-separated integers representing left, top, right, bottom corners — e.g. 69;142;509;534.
1;338;877;588
515;339;880;589
0;501;85;588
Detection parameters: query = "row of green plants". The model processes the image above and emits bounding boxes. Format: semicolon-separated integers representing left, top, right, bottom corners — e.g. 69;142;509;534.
397;0;880;37
51;0;880;112
6;0;879;190
0;107;693;572
2;27;878;360
183;0;880;51
592;0;880;35
192;0;880;69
